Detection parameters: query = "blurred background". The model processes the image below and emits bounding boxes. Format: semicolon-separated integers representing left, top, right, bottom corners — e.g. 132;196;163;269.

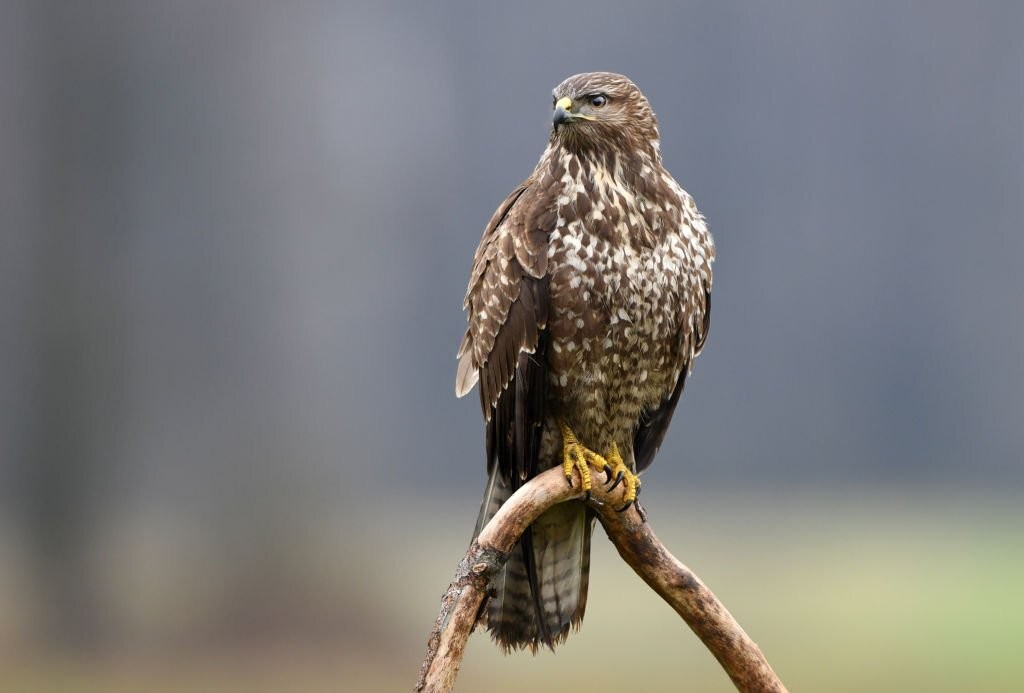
2;1;1022;690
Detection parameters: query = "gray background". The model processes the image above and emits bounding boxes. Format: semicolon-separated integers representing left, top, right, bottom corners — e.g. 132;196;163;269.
1;1;1022;688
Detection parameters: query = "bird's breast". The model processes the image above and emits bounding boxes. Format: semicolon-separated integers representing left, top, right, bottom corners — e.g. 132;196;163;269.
545;202;692;404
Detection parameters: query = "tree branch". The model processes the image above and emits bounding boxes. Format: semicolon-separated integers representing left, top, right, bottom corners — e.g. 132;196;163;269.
415;467;787;692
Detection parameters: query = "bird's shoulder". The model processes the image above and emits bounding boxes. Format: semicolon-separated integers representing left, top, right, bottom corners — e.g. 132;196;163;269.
462;162;566;306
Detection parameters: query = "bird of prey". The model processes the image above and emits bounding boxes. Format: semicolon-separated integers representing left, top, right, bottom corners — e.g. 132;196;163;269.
455;72;714;652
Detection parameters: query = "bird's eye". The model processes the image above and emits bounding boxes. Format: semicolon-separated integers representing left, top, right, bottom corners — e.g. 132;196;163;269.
590;94;608;107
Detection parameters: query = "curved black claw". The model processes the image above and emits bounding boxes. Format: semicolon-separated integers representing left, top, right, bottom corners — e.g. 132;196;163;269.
602;464;613;483
584;489;591;502
615;499;634;513
565;474;573;488
607;470;625;492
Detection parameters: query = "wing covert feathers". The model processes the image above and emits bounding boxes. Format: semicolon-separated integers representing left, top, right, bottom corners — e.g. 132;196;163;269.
454;179;551;419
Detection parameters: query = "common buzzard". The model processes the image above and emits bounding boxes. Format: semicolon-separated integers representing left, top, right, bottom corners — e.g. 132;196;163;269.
456;72;714;651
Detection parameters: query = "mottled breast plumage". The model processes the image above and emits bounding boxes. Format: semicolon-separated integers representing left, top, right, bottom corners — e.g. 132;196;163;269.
540;145;713;457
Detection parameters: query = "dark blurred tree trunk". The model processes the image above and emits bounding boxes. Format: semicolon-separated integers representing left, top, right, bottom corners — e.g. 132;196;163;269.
23;267;106;649
18;1;132;650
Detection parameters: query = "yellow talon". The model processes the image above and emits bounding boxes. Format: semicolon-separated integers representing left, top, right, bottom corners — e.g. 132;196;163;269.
559;424;641;511
559;421;608;497
604;442;641;511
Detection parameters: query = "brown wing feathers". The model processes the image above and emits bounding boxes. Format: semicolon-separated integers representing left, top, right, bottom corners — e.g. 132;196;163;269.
458;180;558;648
456;181;549;420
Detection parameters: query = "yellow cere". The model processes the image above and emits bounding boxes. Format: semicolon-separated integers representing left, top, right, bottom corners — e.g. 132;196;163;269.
555;97;573;111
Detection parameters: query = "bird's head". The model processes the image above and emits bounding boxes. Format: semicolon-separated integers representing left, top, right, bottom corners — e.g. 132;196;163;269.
550;72;660;155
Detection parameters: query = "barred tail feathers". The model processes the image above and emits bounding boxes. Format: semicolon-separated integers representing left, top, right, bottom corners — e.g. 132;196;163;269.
474;469;592;651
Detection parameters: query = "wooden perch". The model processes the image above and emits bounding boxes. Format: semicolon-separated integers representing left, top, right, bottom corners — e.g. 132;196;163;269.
415;467;787;692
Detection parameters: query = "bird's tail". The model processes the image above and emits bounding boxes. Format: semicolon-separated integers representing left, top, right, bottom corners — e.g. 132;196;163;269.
474;467;593;652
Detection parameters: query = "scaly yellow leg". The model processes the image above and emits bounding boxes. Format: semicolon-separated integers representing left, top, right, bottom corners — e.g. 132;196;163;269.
559;424;641;512
559;421;609;501
604;442;641;512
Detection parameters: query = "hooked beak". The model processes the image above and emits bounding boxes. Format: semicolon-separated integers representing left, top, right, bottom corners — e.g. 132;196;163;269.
553;97;574;127
552;96;594;129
